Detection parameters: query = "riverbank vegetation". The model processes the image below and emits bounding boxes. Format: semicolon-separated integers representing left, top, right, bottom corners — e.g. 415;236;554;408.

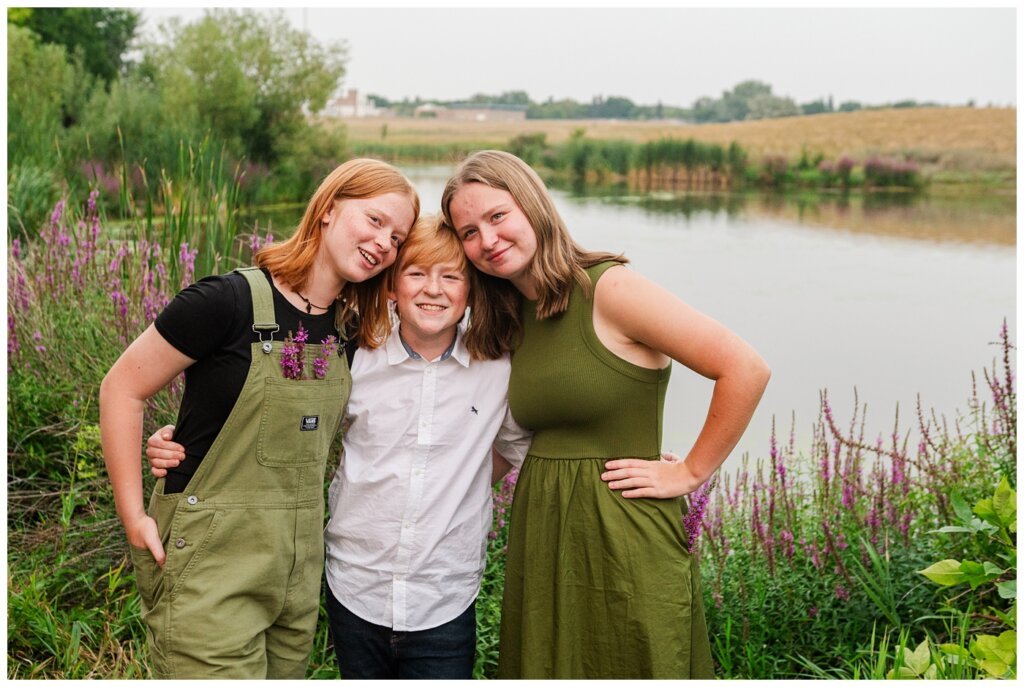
7;174;1016;677
343;107;1014;192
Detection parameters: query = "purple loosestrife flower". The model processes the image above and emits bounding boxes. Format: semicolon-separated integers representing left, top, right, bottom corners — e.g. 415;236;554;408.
110;290;129;320
280;324;310;379
805;542;822;570
11;238;21;261
834;585;850;601
779;529;795;559
179;242;198;288
50;200;65;234
841;482;855;509
683;475;717;552
13;269;30;310
8;315;20;361
280;341;303;379
312;335;338;379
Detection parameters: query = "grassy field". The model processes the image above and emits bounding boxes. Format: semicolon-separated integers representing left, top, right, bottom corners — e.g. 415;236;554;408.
334;107;1016;180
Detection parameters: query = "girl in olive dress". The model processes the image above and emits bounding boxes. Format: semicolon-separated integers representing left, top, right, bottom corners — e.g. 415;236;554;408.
441;150;770;679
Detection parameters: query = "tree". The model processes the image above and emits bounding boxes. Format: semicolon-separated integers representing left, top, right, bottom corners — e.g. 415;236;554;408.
747;94;800;120
8;7;139;83
592;95;636;119
144;9;347;163
722;80;772;121
7;24;71;164
800;99;831;115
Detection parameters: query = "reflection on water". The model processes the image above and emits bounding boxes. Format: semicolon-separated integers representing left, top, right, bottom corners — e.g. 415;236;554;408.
558;183;1016;247
240;167;1016;470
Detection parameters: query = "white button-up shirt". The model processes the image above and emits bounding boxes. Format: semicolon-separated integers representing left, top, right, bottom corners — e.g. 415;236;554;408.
324;327;532;631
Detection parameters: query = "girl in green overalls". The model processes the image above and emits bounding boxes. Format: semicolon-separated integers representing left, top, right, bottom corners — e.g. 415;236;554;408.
100;159;419;678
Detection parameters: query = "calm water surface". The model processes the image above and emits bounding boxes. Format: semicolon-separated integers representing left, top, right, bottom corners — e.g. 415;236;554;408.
249;167;1016;473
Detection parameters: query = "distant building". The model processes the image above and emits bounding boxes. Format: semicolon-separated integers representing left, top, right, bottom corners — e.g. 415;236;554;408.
321;89;387;118
414;102;528;122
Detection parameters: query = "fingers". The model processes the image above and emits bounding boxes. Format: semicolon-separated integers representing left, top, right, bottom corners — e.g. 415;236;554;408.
602;461;672;499
147;449;182;467
601;463;650;483
603;458;648;472
139;517;166;568
147;426;185;456
150;466;169;478
621;487;659;499
147;534;167;568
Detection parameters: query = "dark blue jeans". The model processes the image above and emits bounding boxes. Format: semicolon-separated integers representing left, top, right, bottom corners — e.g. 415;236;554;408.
325;587;476;679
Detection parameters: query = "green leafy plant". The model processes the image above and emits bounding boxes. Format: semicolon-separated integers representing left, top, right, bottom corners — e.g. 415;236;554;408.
917;476;1017;678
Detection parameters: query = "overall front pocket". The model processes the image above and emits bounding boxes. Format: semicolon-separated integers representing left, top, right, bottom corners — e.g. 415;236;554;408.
257;377;346;468
130;544;162;613
132;487;180;612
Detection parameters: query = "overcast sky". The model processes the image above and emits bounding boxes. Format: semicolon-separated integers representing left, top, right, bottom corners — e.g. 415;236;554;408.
137;7;1017;107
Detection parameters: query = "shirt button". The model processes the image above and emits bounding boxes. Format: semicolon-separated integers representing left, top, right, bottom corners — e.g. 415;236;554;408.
186;495;198;505
175;538;186;549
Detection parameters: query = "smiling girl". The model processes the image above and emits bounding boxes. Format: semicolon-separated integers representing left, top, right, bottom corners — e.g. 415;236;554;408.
100;159;418;679
442;150;770;679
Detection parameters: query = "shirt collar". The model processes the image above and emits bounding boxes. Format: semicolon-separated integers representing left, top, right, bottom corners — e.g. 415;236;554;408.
385;322;471;368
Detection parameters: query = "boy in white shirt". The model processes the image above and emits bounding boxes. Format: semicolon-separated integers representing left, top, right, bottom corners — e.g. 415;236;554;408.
145;215;531;679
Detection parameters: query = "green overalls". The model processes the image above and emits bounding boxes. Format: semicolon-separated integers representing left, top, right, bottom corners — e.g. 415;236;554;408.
130;268;349;678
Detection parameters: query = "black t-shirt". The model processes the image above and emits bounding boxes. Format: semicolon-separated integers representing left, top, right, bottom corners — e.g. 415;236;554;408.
154;268;340;493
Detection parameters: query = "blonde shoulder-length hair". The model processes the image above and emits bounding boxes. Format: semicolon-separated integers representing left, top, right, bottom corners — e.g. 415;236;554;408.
440;150;625;324
256;158;420;349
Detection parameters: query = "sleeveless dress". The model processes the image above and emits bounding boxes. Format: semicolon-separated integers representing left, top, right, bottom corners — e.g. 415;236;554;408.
498;262;715;679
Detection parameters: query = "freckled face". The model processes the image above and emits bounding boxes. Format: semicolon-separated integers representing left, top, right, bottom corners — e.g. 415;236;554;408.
448;183;538;291
320;192;416;283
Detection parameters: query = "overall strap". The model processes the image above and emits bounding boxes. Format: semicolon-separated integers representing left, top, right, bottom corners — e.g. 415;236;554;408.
235;267;279;341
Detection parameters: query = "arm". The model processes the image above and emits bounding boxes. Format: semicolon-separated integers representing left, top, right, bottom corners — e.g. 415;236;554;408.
491;405;532;486
491;448;514;485
100;325;195;566
595;266;770;498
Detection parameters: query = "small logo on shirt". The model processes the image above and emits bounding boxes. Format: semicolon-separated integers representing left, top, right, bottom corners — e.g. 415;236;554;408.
300;415;320;431
471;406;479;415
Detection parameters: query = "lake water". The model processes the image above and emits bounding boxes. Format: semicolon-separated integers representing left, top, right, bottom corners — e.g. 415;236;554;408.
248;166;1017;473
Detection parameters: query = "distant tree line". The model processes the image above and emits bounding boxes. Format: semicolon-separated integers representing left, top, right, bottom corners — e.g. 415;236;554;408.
8;7;348;233
368;80;950;123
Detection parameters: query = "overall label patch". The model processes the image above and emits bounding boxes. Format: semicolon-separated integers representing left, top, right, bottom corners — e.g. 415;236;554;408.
300;415;320;431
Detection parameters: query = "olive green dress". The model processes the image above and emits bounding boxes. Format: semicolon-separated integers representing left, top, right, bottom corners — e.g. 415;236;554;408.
499;262;714;679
